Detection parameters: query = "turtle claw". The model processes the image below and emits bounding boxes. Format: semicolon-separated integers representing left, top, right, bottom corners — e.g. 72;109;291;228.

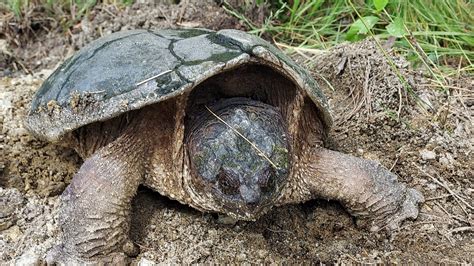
379;187;424;232
46;244;129;266
358;187;424;233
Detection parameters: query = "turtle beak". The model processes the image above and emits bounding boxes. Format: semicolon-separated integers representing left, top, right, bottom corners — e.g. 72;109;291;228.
239;184;261;206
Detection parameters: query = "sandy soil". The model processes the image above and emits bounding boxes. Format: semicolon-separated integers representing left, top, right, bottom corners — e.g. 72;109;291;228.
1;1;473;264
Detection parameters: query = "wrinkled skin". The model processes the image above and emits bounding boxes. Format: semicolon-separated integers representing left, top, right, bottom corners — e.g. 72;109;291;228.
47;97;423;264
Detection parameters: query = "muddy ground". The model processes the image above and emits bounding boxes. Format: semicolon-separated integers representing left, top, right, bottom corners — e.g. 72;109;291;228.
1;1;473;264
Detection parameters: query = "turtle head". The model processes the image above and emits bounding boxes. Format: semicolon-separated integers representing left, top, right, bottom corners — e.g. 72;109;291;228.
186;98;290;220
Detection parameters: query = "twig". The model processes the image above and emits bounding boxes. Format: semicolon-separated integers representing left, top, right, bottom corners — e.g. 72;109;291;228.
178;0;189;23
274;41;326;55
95;5;117;18
157;5;172;26
414;163;472;216
204;106;279;170
389;157;399;171
399;220;450;230
363;56;372;117
449;226;473;233
418;84;469;91
135;70;172;86
424;194;451;201
85;90;106;95
441;232;455;246
433;201;455;220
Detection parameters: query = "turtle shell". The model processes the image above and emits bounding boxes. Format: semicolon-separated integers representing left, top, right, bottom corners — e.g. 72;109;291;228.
25;28;332;141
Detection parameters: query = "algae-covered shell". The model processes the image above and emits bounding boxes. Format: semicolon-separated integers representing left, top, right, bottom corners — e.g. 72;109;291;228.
25;28;332;141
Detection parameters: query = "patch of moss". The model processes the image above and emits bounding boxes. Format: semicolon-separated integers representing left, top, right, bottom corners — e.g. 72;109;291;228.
272;145;289;170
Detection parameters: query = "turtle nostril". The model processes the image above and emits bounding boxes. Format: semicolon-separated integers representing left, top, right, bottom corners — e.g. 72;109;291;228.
216;169;239;196
246;201;259;210
240;185;261;205
260;167;278;194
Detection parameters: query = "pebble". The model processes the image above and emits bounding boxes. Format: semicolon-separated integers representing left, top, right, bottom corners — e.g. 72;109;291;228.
217;215;238;225
207;229;217;237
439;156;449;166
439;153;455;168
419;149;436;160
15;249;42;266
0;92;13;113
4;225;22;241
257;249;268;258
236;253;247;261
417;92;435;110
138;257;156;266
9;127;29;138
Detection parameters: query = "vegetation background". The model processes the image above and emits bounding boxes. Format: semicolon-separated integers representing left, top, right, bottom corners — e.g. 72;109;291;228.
3;0;473;72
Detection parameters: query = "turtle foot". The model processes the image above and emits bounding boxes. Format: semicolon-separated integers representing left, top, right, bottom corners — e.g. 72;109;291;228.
300;148;424;233
356;187;424;232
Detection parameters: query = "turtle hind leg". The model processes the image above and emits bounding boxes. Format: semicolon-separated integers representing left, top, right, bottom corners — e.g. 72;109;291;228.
47;131;147;263
297;148;424;232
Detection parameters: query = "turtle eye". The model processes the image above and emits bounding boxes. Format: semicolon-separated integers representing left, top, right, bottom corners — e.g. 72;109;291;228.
260;167;276;193
216;169;239;195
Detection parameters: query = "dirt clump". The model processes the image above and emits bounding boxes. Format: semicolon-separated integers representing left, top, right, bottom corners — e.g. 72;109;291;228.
0;71;81;196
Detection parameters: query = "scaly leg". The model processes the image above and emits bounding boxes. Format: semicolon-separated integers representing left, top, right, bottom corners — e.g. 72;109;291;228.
47;129;149;263
297;148;423;231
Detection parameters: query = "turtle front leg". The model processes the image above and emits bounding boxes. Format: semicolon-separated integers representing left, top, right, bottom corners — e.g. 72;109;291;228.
47;133;146;263
295;148;424;232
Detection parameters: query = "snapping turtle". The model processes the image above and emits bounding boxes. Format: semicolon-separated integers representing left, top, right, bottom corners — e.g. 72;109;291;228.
25;29;423;262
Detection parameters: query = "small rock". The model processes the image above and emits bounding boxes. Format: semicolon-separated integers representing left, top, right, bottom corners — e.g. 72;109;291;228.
0;91;13;113
138;257;156;266
257;249;268;258
236;253;247;261
4;225;22;241
217;214;238;225
123;240;140;257
15;249;42;266
439;156;449;166
439;153;455;168
426;183;437;190
45;222;55;237
417;92;435;111
9;127;29;138
207;229;217;237
419;149;436;160
421;224;435;231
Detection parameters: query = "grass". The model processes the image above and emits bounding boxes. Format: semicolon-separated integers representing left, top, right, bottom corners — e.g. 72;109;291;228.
2;0;472;78
225;0;474;76
1;0;132;30
4;0;96;19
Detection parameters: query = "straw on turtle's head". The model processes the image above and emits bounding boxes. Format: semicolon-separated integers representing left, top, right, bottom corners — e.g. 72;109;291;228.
186;98;290;219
